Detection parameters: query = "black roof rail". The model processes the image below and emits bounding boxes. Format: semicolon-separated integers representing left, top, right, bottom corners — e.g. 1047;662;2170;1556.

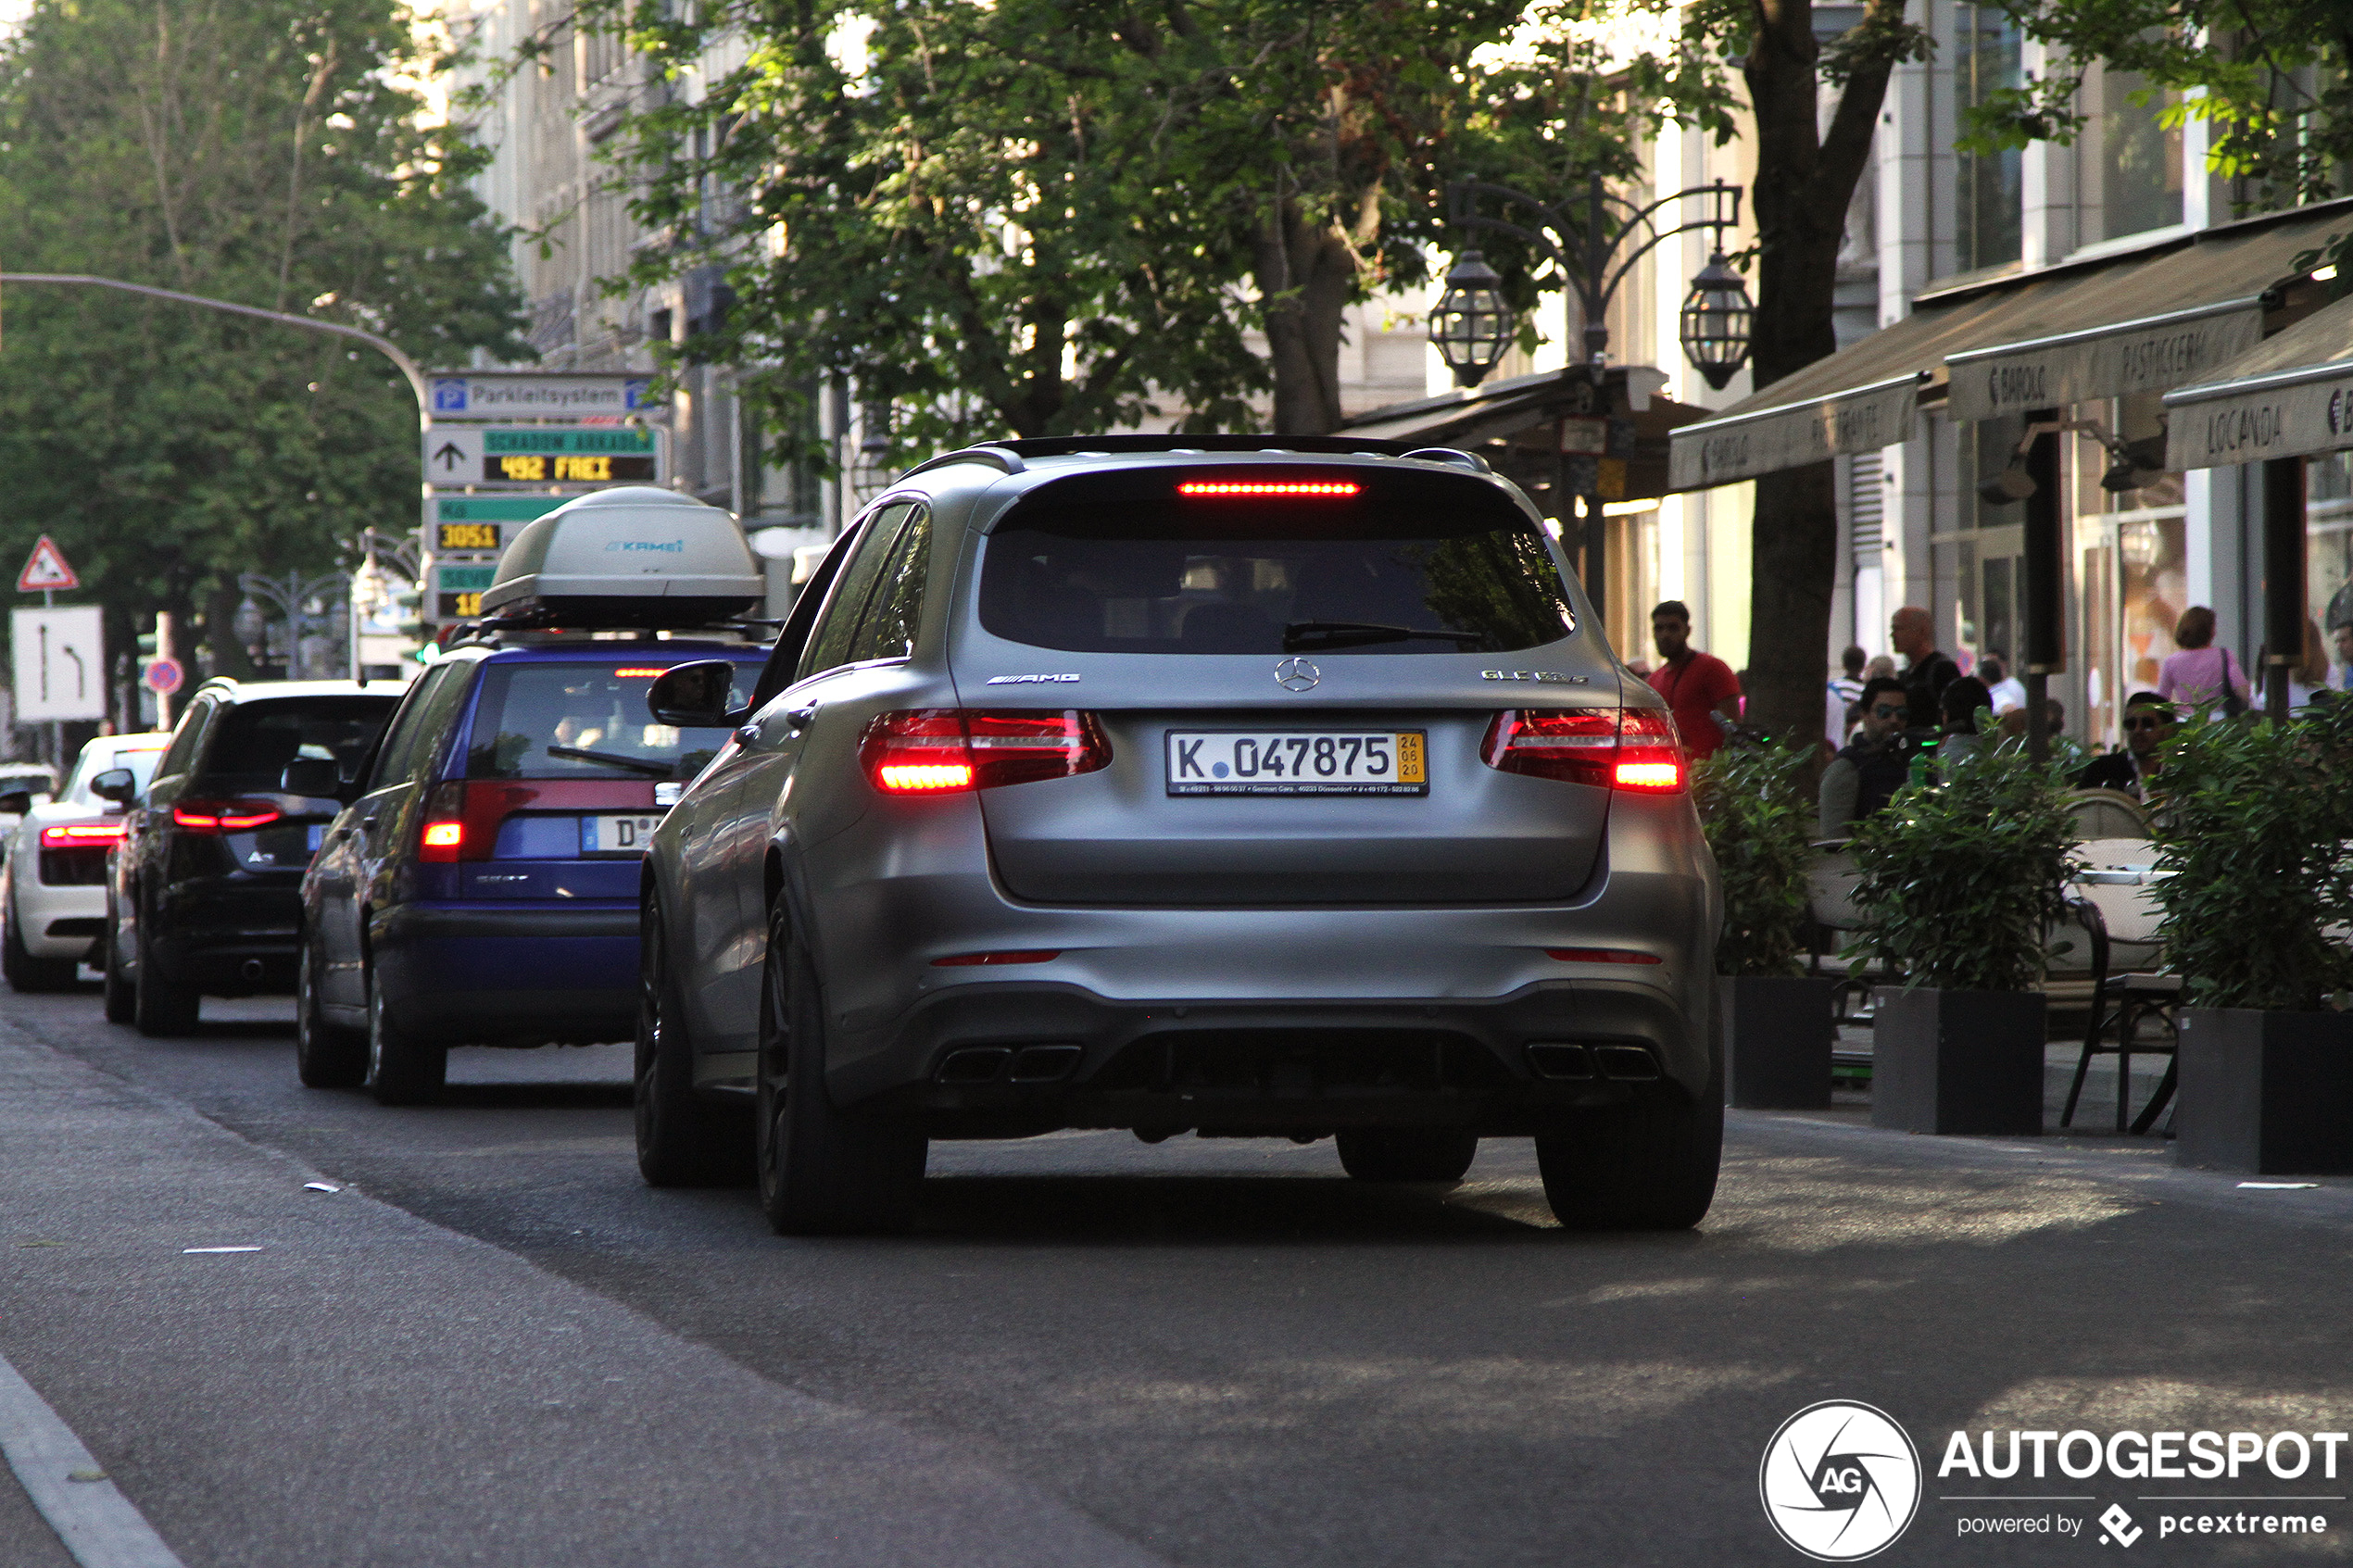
897;444;1028;480
1401;447;1491;472
979;433;1423;458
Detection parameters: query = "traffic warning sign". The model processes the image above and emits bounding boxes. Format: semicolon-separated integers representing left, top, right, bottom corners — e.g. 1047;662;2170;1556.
16;535;79;593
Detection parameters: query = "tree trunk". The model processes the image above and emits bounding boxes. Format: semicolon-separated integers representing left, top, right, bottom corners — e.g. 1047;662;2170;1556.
1737;0;1913;746
1252;203;1355;436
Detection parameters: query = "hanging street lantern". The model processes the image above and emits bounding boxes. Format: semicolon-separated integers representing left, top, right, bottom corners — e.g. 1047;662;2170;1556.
1679;252;1755;392
1428;250;1513;388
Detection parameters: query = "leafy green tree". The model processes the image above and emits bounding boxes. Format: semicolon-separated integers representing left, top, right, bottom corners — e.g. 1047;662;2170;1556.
0;0;527;696
1966;0;2351;216
1692;740;1818;975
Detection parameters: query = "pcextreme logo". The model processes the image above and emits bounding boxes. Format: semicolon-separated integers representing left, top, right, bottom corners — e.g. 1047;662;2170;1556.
1760;1400;1923;1561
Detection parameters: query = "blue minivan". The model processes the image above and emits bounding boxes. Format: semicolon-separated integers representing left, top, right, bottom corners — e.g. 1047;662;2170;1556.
296;639;764;1101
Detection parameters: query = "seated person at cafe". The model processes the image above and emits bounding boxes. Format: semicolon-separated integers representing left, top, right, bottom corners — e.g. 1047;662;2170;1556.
2075;691;2174;800
1818;676;1912;839
1935;676;1994;769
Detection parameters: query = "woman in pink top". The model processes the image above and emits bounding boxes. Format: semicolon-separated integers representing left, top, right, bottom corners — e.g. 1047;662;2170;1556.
2158;606;2251;710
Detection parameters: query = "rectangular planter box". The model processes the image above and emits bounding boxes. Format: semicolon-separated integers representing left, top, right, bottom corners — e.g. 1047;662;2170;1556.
2174;1007;2353;1174
1722;976;1836;1110
1869;986;2045;1135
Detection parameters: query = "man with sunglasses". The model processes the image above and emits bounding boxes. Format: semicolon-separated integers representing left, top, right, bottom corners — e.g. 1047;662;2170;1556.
1818;675;1914;839
2076;691;2174;799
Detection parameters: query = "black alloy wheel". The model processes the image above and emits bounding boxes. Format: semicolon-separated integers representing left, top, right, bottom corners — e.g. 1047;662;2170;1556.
635;902;752;1187
755;898;926;1236
364;971;447;1106
100;900;133;1025
296;937;367;1089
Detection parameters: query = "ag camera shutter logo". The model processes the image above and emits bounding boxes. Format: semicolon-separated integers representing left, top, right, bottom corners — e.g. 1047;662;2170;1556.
1760;1400;1921;1561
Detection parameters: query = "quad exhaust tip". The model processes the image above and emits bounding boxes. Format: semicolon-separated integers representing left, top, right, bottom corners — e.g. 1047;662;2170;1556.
936;1044;1084;1085
1525;1042;1661;1083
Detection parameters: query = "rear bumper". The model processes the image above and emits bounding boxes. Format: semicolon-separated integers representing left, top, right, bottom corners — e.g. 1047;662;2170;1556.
834;976;1708;1136
18;879;107;960
373;899;637;1046
151;881;305;994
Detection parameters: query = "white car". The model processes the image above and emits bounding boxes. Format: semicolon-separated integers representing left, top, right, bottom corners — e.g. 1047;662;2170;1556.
2;734;170;991
0;764;58;847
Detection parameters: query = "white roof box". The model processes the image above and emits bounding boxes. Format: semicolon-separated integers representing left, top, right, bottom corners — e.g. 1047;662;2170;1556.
477;487;765;628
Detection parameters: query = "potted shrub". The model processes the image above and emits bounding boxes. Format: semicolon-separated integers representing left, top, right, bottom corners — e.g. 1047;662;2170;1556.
1692;742;1835;1109
2155;697;2353;1173
1847;746;2078;1135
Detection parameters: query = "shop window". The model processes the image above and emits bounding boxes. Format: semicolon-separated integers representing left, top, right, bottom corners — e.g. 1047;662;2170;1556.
2079;65;2183;244
1955;5;2024;271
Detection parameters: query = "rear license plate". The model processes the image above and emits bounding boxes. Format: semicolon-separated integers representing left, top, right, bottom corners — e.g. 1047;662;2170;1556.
1165;731;1427;797
582;813;664;855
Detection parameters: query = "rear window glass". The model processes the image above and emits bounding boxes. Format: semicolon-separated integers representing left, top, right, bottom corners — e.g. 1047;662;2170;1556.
978;495;1577;656
464;659;764;783
196;698;398;792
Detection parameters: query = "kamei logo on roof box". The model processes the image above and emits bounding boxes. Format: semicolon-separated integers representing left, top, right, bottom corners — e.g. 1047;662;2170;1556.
603;540;686;553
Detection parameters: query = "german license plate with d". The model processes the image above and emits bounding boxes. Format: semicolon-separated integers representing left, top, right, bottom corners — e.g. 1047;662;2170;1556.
1165;731;1427;797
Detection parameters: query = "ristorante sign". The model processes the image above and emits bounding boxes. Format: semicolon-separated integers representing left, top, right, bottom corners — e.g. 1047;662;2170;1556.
2164;358;2353;470
1947;298;2266;421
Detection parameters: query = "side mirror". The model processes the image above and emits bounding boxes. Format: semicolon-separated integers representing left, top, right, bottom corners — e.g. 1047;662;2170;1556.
648;660;749;729
0;792;30;816
90;769;138;806
280;757;346;797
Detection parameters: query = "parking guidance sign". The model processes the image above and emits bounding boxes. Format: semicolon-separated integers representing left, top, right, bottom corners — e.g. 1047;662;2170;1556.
12;605;107;721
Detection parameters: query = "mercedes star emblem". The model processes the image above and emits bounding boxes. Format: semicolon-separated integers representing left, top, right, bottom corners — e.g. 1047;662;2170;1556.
1274;657;1320;692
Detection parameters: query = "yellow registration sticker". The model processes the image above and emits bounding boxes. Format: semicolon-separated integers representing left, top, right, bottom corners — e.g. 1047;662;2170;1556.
1395;733;1426;784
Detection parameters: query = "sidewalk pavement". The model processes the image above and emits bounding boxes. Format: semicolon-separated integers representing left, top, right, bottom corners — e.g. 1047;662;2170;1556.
0;1014;1164;1568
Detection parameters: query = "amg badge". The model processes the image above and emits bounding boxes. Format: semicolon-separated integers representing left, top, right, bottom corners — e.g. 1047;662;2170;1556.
985;672;1083;684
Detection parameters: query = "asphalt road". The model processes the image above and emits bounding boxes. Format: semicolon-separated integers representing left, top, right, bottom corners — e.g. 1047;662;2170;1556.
4;982;2352;1567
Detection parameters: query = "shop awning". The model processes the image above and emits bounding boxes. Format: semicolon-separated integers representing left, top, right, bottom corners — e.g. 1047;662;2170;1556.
2161;293;2353;470
1667;197;2353;490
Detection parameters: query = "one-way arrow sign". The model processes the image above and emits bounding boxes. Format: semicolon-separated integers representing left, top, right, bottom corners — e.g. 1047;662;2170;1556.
17;535;79;593
432;440;466;474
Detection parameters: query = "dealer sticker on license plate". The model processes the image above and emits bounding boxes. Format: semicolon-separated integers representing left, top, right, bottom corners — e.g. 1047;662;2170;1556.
582;813;664;854
1165;731;1427;797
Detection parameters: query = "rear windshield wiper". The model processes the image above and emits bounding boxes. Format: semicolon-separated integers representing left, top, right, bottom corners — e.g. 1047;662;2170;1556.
1283;621;1488;651
546;745;674;778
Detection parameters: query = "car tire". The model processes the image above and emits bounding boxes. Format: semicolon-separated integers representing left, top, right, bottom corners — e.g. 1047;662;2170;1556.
364;972;446;1106
131;906;201;1037
635;904;752;1187
2;888;78;993
1335;1128;1479;1184
101;917;134;1024
1534;1087;1723;1232
296;939;367;1089
756;899;925;1236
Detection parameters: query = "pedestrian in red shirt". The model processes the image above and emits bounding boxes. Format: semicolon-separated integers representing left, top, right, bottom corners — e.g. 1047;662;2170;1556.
1643;600;1742;759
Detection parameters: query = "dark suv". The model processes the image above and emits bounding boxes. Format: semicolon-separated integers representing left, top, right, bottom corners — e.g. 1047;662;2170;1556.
106;679;403;1035
296;639;764;1104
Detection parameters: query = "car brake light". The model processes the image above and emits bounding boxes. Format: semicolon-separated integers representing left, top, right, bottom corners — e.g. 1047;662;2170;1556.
1176;480;1361;497
419;781;467;862
1480;709;1686;793
1611;709;1687;792
172;800;283;833
40;822;127;848
860;710;1112;796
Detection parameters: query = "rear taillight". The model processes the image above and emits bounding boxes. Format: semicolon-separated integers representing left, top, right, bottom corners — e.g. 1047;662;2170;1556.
860;710;1112;796
419;781;469;862
1609;709;1687;792
1480;709;1686;793
172;800;283;833
40;822;126;849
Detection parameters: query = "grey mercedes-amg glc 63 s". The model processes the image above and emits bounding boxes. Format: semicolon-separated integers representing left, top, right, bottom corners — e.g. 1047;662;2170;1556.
636;436;1722;1235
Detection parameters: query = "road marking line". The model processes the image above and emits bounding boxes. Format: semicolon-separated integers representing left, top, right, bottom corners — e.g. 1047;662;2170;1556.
179;1247;260;1254
0;1349;185;1568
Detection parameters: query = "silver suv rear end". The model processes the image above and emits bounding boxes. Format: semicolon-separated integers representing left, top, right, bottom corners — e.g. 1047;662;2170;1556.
639;439;1722;1234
